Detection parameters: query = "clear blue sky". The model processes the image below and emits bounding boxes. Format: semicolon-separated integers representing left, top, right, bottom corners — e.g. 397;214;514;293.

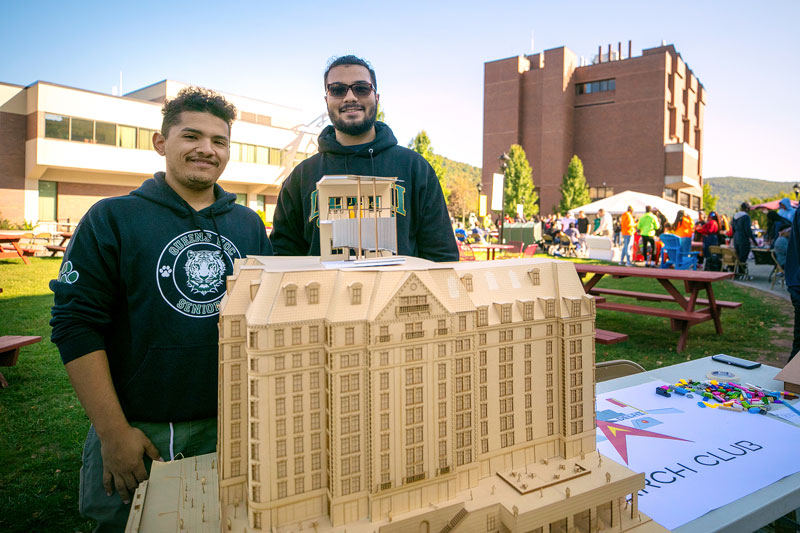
2;0;797;181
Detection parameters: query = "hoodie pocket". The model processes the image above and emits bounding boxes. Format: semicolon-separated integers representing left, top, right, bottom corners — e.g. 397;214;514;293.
119;343;218;422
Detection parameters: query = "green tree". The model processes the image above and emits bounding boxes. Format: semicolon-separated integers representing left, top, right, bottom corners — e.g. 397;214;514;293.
503;144;538;218
447;173;479;223
558;155;591;214
409;130;449;202
376;103;386;124
702;182;718;212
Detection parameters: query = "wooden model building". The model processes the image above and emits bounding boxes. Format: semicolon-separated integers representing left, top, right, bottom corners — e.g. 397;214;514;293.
125;176;665;532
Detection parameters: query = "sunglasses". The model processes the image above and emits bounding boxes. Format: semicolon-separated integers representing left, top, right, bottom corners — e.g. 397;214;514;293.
326;82;375;98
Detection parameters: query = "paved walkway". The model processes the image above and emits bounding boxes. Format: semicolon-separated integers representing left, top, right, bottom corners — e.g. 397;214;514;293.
730;261;789;300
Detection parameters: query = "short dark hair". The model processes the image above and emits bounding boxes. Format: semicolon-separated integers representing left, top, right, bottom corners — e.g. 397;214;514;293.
324;55;377;89
161;87;237;138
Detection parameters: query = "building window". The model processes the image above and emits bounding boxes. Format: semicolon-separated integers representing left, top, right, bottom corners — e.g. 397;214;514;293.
44;113;69;139
285;286;297;306
274;329;284;347
345;327;355;345
477;307;488;326
500;304;512;323
350;283;362;305
301;282;319;305
576;78;616;95
528;268;540;286
461;274;473;292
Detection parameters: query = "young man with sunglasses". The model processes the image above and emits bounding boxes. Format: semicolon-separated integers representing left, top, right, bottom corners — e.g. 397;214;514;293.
270;55;458;262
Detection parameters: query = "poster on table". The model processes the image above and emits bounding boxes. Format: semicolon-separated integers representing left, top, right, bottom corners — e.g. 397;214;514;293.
596;381;800;530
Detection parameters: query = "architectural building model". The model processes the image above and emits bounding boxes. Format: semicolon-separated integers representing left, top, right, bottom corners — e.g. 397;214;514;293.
125;176;665;532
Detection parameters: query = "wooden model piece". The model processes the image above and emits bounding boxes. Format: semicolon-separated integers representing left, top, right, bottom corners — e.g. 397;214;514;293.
315;175;399;262
125;175;666;533
775;356;800;394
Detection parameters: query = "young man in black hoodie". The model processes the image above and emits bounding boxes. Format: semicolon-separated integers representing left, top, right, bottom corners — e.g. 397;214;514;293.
50;87;272;531
270;55;458;262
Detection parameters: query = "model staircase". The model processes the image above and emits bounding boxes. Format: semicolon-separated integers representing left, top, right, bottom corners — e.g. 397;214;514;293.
438;507;468;533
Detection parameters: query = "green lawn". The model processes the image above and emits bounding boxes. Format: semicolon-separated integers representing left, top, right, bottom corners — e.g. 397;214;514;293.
0;258;92;532
0;256;792;532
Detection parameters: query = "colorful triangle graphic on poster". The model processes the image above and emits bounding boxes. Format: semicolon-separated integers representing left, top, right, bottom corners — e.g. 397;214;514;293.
596;420;692;464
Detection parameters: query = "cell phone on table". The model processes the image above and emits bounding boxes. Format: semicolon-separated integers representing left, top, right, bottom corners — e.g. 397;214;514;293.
712;354;761;369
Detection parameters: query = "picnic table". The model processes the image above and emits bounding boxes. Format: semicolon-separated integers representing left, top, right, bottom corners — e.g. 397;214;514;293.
46;231;73;256
0;335;42;387
470;243;516;260
574;264;738;352
0;234;32;264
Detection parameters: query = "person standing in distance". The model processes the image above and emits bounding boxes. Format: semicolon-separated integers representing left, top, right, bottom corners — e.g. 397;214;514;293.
270;55;457;262
50;87;273;532
637;206;660;267
619;205;635;266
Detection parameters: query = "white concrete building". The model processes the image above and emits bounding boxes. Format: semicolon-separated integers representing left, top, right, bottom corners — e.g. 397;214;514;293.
0;79;323;228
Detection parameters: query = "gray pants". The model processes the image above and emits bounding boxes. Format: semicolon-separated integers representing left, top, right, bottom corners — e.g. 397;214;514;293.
79;418;216;532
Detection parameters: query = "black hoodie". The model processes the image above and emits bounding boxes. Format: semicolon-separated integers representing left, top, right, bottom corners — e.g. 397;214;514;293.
50;173;272;422
270;122;458;262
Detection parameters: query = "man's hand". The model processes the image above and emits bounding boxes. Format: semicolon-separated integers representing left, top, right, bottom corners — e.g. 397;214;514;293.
64;351;164;505
100;425;162;504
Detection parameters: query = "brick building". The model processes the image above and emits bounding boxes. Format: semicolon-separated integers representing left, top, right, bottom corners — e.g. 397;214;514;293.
0;80;321;227
482;43;706;215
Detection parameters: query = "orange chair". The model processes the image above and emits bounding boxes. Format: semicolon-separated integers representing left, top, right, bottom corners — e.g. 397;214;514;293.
522;243;538;257
458;243;476;261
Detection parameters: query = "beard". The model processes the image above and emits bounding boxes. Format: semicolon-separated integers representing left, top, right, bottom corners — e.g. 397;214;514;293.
329;102;378;137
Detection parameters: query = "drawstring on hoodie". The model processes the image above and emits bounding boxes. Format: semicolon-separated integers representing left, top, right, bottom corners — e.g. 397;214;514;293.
368;148;375;176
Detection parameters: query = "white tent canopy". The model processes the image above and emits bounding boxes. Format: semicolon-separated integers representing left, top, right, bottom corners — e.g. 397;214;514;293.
567;190;699;221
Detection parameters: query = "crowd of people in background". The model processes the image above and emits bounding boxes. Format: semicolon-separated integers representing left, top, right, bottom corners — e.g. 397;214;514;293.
451;198;794;274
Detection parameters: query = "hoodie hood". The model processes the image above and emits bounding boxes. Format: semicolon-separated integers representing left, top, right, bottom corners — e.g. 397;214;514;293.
130;172;237;218
733;211;748;220
780;198;793;209
317;121;397;157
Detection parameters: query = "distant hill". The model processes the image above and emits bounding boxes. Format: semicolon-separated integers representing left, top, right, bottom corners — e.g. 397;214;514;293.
707;177;797;215
441;156;481;185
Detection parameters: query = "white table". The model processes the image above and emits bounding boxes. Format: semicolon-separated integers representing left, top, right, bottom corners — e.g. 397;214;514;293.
598;356;799;533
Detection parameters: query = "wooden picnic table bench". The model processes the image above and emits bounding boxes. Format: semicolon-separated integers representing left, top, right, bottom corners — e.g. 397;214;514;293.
595;328;629;345
588;287;742;309
0;335;42;387
46;231;73;256
0;234;32;264
575;263;736;352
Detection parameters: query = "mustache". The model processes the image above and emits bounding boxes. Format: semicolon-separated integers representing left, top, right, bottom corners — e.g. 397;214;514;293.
186;156;219;166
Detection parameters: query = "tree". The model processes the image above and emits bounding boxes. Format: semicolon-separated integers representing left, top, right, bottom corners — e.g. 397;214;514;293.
447;173;479;223
503;144;538;218
558;155;591;214
702;182;718;212
408;130;449;202
376;103;386;124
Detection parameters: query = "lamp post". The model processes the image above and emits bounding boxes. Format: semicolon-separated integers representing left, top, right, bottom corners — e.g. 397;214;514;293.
476;182;482;219
794;183;799;201
498;153;509;243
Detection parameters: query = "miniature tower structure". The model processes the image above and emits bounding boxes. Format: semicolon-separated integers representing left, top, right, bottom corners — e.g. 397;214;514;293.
316;175;398;261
